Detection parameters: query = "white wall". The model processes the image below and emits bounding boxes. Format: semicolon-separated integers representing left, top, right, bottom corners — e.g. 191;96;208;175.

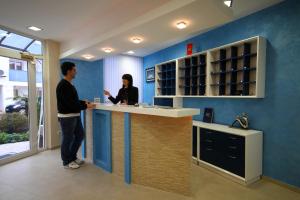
104;55;143;103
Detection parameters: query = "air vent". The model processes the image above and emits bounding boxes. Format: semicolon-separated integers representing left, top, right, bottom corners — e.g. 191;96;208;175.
0;69;6;77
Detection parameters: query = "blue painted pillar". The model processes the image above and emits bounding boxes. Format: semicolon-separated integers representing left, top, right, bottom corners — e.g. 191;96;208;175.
124;112;131;184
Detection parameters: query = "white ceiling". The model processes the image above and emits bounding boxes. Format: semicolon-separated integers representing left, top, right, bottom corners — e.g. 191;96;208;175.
0;0;283;60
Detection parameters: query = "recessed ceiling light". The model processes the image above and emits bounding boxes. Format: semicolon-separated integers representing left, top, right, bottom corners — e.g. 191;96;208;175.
127;50;135;54
102;48;113;53
27;26;43;31
82;54;94;60
130;37;143;44
224;0;232;7
176;21;187;29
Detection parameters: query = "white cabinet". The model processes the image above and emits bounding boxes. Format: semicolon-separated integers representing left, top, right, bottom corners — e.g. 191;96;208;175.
192;121;263;185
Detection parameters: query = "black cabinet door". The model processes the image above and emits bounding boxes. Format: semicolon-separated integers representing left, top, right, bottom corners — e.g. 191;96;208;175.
221;133;245;177
200;128;219;166
192;126;198;158
200;128;245;177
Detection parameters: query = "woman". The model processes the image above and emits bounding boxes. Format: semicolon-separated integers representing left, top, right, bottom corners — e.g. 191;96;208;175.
104;74;138;105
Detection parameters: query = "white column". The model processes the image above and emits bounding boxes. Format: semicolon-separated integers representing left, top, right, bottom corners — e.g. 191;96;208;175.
43;40;61;149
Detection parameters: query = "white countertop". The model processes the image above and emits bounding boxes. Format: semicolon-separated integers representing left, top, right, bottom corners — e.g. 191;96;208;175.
193;121;262;136
93;103;200;118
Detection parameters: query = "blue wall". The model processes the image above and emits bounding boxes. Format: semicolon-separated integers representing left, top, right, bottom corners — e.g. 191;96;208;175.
60;59;104;102
143;0;300;187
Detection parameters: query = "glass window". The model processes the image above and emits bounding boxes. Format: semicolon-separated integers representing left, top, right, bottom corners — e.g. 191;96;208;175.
0;30;9;40
9;59;27;71
9;61;15;70
36;60;42;72
1;33;33;50
16;62;22;70
0;28;43;55
27;40;42;55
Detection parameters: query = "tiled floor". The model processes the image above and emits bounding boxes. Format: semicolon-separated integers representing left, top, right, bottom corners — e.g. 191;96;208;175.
0;149;299;200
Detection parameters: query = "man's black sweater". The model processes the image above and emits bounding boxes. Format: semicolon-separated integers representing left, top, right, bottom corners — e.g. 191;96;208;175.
56;79;87;114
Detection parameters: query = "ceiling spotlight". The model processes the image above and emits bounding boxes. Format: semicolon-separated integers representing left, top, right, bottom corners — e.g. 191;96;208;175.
224;0;232;7
176;21;187;29
27;26;43;31
82;54;94;60
127;50;135;54
130;37;143;44
102;48;113;53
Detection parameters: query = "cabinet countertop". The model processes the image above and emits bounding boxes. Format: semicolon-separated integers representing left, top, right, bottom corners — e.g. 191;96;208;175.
193;121;262;136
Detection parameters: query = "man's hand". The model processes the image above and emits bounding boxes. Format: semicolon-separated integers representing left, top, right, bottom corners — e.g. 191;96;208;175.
86;102;96;109
104;90;111;97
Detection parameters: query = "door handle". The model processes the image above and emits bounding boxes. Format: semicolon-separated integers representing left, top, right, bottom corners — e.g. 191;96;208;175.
228;155;237;159
206;131;214;134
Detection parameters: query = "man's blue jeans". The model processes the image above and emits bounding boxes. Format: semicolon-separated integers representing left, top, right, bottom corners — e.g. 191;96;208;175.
59;116;84;166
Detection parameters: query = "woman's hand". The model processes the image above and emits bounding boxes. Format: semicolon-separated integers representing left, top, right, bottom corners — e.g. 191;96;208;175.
121;100;128;105
104;90;111;97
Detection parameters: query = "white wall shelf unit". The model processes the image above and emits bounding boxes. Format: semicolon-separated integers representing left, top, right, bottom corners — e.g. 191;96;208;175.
177;52;207;96
155;60;177;96
154;36;266;98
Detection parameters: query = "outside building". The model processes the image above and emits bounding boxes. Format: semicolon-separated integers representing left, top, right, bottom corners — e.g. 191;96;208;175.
0;57;43;113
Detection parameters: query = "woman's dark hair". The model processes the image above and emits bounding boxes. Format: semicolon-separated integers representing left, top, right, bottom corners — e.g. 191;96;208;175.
61;62;75;76
122;74;133;88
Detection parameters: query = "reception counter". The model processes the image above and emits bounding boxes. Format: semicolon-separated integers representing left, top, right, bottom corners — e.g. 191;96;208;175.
81;103;200;196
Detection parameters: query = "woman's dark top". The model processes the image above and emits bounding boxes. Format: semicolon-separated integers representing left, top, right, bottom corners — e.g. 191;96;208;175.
56;79;87;114
108;86;138;105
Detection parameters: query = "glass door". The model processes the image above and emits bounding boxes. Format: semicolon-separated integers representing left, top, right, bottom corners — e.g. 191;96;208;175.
36;59;45;150
0;55;39;161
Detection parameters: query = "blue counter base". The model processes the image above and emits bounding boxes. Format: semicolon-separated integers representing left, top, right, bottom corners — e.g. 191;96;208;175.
92;110;132;183
93;110;112;173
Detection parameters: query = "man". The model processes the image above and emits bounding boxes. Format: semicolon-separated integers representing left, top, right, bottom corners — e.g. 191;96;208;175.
56;62;95;169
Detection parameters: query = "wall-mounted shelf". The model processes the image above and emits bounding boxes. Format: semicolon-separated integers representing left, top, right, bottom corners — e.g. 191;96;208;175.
177;53;207;96
154;36;266;98
155;60;176;96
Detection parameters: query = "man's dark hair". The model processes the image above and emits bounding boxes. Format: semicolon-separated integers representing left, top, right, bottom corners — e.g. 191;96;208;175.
122;74;133;88
61;62;75;76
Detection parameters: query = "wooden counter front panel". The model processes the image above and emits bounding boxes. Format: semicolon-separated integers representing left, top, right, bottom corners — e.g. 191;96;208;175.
131;114;192;195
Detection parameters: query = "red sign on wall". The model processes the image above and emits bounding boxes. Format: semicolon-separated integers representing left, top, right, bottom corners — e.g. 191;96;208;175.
187;43;193;55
